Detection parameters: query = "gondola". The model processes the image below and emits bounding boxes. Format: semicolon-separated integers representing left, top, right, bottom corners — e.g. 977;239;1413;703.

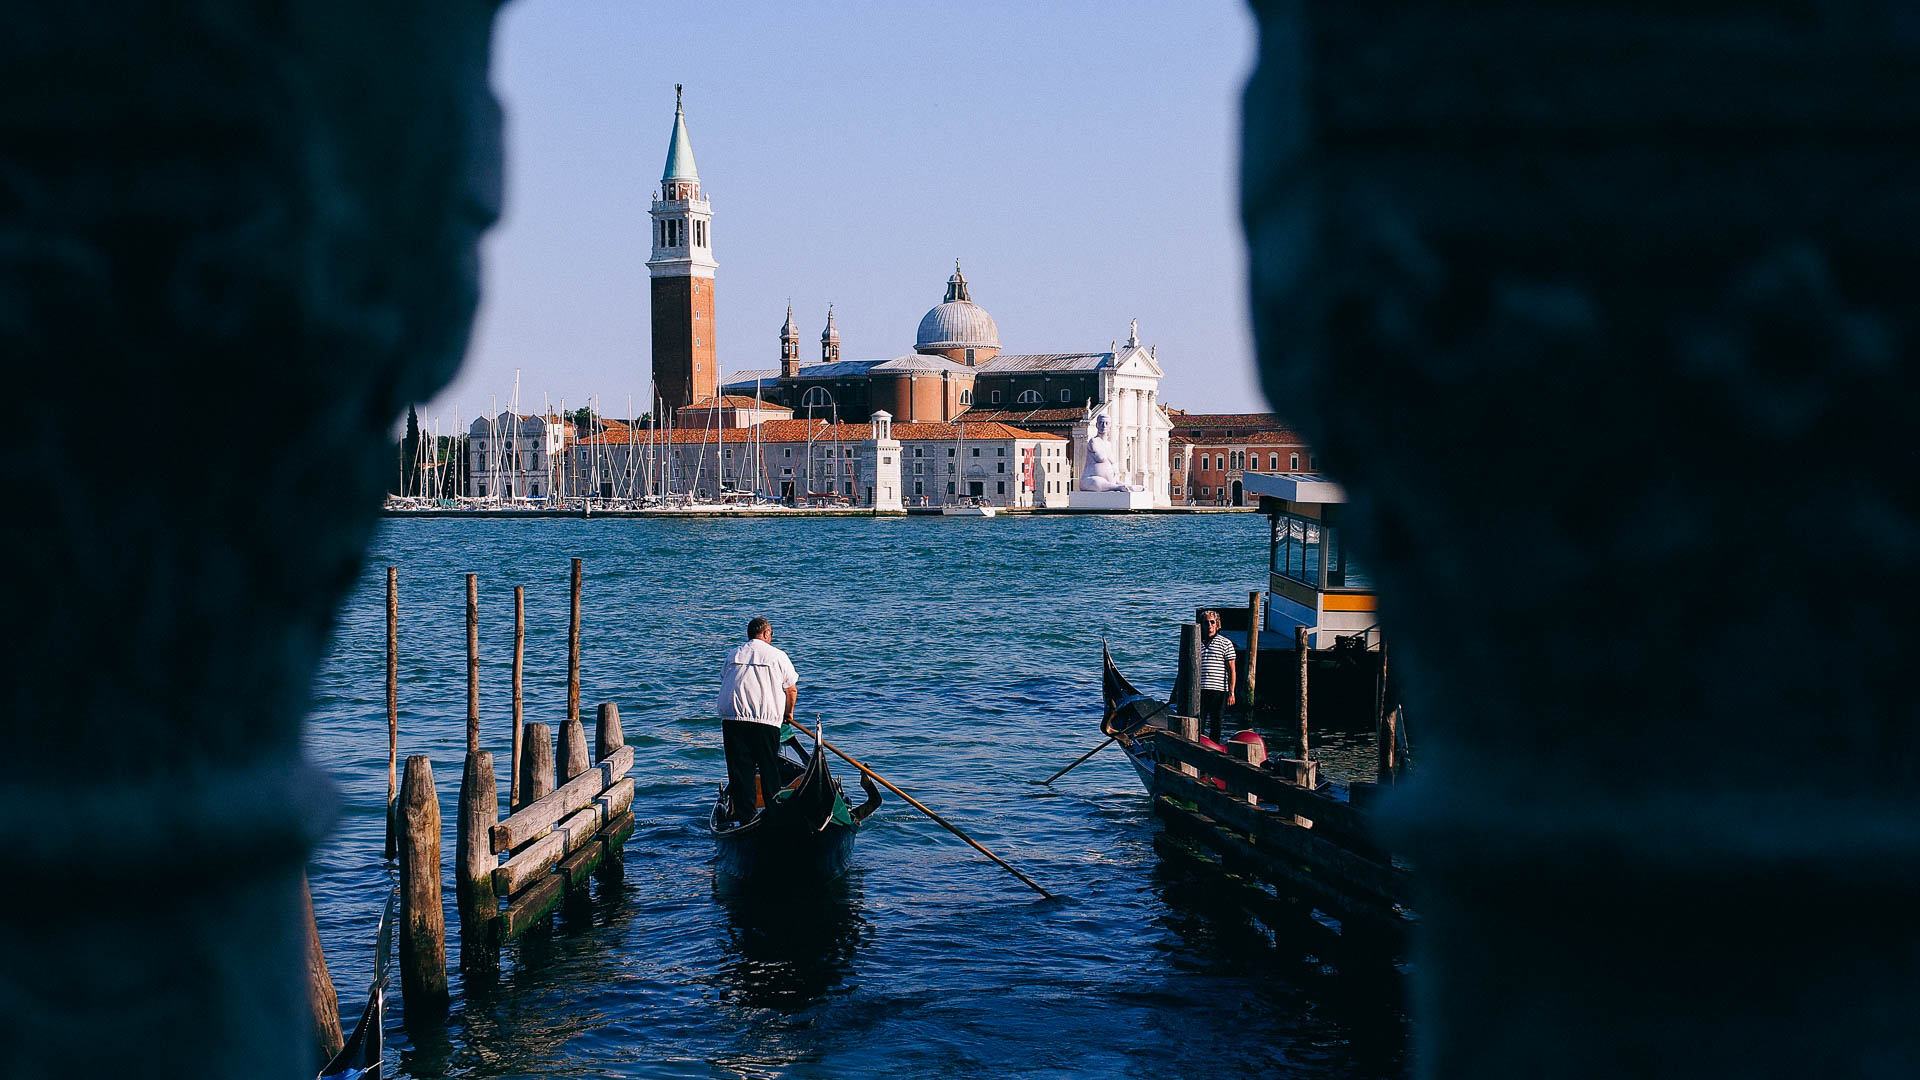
1102;642;1172;793
708;722;881;882
1102;642;1252;794
317;886;394;1080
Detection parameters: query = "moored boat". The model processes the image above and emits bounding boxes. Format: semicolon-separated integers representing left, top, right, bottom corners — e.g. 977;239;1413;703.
317;887;394;1080
708;725;881;882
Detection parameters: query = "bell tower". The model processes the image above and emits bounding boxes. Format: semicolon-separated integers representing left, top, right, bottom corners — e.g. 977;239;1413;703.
648;85;718;410
779;302;801;378
820;305;841;364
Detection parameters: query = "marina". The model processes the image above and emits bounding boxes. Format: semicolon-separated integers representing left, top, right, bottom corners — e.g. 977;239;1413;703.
306;514;1408;1078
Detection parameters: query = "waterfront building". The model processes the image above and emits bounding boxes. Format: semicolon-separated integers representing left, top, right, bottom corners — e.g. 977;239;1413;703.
648;86;718;412
1166;411;1315;506
722;270;1172;504
572;413;1064;509
468;411;571;500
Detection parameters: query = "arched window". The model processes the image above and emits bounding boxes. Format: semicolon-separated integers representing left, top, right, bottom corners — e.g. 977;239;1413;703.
959;389;972;405
1016;390;1042;405
801;386;833;408
1289;453;1300;471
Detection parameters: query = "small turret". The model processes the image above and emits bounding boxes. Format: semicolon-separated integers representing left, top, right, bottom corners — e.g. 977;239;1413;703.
780;301;801;378
820;305;841;364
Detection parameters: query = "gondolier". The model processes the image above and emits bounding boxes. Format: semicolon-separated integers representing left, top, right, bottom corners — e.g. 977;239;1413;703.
1199;609;1236;741
717;616;799;823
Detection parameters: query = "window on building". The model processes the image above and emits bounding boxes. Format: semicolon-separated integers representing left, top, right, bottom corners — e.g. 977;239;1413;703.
959;390;971;405
1017;390;1042;405
997;463;1005;473
1172;455;1182;470
947;482;955;495
948;463;954;473
966;349;975;364
948;448;955;457
1290;453;1300;471
972;448;980;457
997;481;1005;494
997;447;1005;456
914;462;922;474
1060;389;1071;402
783;449;792;458
991;390;1001;404
1269;453;1279;471
914;448;923;457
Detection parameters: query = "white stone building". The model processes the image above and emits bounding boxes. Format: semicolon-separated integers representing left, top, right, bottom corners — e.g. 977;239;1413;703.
468;411;570;501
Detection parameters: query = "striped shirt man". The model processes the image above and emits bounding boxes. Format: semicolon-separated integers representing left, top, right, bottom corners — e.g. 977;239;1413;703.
1200;633;1236;691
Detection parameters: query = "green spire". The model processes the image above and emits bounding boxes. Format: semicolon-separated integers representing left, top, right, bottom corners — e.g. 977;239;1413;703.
662;83;699;183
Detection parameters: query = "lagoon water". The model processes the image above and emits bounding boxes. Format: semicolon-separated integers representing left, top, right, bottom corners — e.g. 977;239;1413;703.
308;516;1409;1078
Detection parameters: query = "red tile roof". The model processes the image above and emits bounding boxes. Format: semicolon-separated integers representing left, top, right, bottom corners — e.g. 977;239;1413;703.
953;406;1085;424
574;418;1066;447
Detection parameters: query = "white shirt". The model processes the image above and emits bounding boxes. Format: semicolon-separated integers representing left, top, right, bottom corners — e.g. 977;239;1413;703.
717;638;798;726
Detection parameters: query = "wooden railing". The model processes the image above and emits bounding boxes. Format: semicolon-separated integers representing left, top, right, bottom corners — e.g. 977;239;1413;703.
486;737;635;941
1151;723;1412;933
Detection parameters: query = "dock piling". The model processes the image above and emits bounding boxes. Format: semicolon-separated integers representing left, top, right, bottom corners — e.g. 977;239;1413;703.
1245;589;1262;712
567;557;582;725
465;574;479;753
384;566;398;861
1227;735;1266;805
456;750;500;971
1177;622;1203;720
303;871;344;1064
510;585;525;810
1374;644;1394;783
397;755;448;1018
522;722;555;804
558;715;590;785
1294;624;1311;761
1175;715;1201;779
595;702;624;763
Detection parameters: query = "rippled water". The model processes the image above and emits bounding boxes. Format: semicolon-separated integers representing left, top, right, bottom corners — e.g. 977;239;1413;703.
307;516;1409;1079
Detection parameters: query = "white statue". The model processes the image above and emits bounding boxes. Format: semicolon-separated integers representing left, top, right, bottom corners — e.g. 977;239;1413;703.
1080;413;1143;492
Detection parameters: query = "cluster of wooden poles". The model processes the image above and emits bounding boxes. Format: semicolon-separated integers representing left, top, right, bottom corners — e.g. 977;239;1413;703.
1170;590;1400;782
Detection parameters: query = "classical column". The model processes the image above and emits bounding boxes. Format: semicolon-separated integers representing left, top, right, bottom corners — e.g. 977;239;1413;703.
0;6;505;1078
1241;5;1918;1077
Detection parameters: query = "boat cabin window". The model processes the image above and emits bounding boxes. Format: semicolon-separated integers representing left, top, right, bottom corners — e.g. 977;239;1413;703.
1270;511;1371;590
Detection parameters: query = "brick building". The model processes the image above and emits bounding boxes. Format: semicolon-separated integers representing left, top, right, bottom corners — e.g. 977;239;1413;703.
1166;411;1315;506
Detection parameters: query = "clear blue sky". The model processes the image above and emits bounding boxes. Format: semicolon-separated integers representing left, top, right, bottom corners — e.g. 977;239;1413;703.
425;0;1262;431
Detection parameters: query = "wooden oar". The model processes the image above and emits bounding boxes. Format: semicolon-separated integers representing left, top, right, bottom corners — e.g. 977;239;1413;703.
790;717;1055;900
1039;735;1115;785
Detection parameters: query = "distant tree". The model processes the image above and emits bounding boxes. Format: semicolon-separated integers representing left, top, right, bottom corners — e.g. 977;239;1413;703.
568;405;597;436
399;405;421;495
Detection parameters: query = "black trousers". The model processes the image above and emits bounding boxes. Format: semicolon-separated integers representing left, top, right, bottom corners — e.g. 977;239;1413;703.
723;720;784;820
1200;689;1228;742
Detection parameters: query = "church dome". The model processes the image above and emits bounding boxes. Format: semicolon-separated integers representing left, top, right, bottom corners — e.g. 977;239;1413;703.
914;261;999;352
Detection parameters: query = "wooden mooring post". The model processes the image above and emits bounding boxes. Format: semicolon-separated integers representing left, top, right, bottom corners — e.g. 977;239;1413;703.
303;871;343;1064
465;573;479;754
567;557;582;725
1374;643;1395;783
596;702;624;763
1177;621;1203;720
510;585;525;810
456;749;500;971
397;755;448;1019
558;714;590;786
1244;589;1262;712
384;566;398;861
522;722;555;805
1294;624;1311;761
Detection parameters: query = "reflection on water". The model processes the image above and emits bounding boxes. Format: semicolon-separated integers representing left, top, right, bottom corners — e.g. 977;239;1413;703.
713;874;869;1014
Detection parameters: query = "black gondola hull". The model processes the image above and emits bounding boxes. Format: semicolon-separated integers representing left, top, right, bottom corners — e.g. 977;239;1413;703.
711;809;859;882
